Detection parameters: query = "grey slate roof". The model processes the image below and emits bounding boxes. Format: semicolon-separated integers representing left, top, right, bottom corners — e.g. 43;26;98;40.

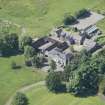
85;25;98;35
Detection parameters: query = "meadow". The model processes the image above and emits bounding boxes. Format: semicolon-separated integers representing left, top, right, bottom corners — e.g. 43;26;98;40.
26;84;105;105
0;0;104;36
0;55;46;105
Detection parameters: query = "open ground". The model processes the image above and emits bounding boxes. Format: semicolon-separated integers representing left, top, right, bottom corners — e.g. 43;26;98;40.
0;0;105;36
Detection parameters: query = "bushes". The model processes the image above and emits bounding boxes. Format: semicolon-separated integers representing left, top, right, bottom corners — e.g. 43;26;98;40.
11;61;21;69
46;71;65;93
31;55;43;68
0;33;19;56
63;9;89;25
12;92;28;105
63;13;76;25
19;36;32;52
75;9;90;18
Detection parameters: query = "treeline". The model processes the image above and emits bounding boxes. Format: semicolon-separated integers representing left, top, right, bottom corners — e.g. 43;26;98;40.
0;33;19;56
0;25;43;69
46;50;105;96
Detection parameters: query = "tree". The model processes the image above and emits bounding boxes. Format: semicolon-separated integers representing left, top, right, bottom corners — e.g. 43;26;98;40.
64;50;99;95
63;53;80;82
50;60;56;70
24;45;35;60
12;92;28;105
0;33;19;56
77;64;99;95
67;63;99;95
46;72;63;92
90;56;105;74
31;55;42;68
63;13;76;25
75;9;90;19
19;36;32;51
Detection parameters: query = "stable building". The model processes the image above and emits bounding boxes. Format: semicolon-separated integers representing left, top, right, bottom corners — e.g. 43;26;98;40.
48;47;73;67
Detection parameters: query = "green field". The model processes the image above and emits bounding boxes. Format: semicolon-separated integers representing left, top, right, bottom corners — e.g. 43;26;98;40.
0;0;105;36
26;85;105;105
0;55;46;105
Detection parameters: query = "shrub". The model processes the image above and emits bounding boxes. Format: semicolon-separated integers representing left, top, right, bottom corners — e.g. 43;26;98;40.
50;60;56;70
75;9;90;18
11;61;17;69
24;45;35;60
19;36;32;51
12;92;28;105
46;72;64;93
63;13;76;25
11;61;21;69
31;55;42;68
0;33;19;56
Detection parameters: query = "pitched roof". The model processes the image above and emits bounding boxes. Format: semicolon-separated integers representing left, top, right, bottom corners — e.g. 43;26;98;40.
85;25;98;34
39;42;54;50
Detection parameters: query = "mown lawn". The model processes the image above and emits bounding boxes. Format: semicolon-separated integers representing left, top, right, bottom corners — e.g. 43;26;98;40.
0;55;46;105
0;0;104;36
26;85;105;105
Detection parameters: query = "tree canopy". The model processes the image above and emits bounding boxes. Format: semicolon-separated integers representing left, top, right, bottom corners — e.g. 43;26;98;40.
0;33;19;56
12;92;28;105
63;13;76;25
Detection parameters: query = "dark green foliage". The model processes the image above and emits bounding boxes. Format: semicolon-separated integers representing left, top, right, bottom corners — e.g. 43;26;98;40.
95;36;105;46
24;45;36;60
46;72;63;92
64;62;78;82
31;55;42;68
64;50;100;95
0;33;19;56
75;9;90;18
63;13;76;25
11;61;21;69
90;50;105;74
12;92;28;105
50;60;56;70
66;62;99;95
11;61;17;69
19;36;32;51
77;64;99;95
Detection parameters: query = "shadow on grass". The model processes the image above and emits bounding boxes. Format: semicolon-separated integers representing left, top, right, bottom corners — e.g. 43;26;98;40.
1;51;23;58
75;89;98;98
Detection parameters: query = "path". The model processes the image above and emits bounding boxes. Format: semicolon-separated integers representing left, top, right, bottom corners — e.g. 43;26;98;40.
98;93;105;102
5;81;45;105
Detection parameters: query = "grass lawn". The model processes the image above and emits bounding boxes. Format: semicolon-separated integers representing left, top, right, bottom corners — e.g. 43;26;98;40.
0;0;104;36
26;85;105;105
0;55;46;105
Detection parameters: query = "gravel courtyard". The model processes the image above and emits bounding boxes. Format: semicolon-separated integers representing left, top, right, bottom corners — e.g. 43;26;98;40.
71;12;104;30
